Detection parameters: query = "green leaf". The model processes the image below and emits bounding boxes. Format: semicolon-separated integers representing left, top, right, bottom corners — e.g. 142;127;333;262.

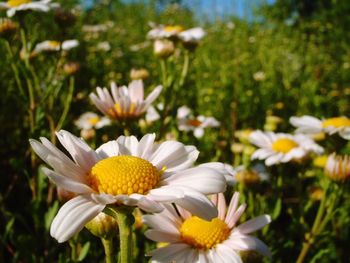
78;242;91;261
272;198;282;219
44;200;59;231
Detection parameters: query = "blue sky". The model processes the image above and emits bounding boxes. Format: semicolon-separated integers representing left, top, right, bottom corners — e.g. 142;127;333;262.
181;0;275;19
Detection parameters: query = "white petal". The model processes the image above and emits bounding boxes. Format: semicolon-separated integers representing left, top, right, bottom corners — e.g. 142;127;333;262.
148;244;193;262
227;235;271;258
235;214;271;234
96;140;120;158
42;168;93;194
172;187;218;221
227;204;246;229
129;194;163;213
50;195;105;242
162;167;226;195
215;244;243;263
148;187;184;201
145;230;180;243
116;135;139;156
142;85;162;111
137;133;156;159
194;128;204;138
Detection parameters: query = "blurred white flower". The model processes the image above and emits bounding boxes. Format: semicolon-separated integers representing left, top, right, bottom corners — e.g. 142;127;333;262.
90;80;162;121
147;24;184;40
290;115;350;140
0;0;59;17
253;71;266;82
178;27;206;44
143;192;271;262
74;112;111;130
250;130;324;166
177;106;220;138
33;39;79;53
96;41;111;52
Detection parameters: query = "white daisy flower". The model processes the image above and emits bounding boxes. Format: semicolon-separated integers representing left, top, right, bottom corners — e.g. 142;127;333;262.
33;39;79;53
74;112;111;130
177;106;220;138
290;115;350;140
143;192;271;263
29;131;226;242
0;0;59;17
147;24;184;40
178;27;206;44
250;130;324;166
89;80;162;121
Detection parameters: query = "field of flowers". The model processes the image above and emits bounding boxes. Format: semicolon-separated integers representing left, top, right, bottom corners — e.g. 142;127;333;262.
1;0;350;262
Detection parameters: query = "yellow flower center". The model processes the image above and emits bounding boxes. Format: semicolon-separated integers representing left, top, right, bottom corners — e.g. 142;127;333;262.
88;117;100;126
272;138;298;153
164;25;184;33
48;41;61;48
88;156;160;195
186;119;202;127
322;117;350;128
7;0;31;7
180;216;230;250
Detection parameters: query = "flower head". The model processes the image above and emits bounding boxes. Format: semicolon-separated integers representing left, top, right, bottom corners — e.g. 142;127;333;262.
177;106;220;138
33;39;79;54
290;115;350;140
147;24;184;40
90;80;162;121
29;131;226;242
143;192;271;262
0;0;59;17
250;130;324;166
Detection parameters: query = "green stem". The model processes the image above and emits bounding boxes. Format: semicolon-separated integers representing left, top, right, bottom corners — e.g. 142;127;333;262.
160;59;167;89
56;77;75;131
296;181;329;263
106;206;134;263
102;238;115;263
178;50;190;88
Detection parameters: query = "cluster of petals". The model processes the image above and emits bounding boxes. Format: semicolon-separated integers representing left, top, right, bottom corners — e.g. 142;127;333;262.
290;115;350;140
0;0;59;17
29;131;227;243
74;112;111;130
177;106;220;138
250;130;324;166
143;192;271;263
147;23;206;44
89;80;162;120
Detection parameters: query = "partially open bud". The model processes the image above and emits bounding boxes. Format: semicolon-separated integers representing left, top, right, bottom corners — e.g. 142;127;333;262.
325;153;350;181
236;170;261;185
153;39;175;58
130;68;150;81
85;212;118;240
80;128;96;141
308;186;324;201
64;61;80;75
0;18;17;39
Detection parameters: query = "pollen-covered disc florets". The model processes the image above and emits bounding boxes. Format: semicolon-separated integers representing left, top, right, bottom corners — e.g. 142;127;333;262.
180;216;230;250
89;155;160;195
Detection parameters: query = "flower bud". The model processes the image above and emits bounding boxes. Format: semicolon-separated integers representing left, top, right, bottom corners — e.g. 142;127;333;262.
325;153;350;181
64;61;80;75
130;68;150;80
0;18;17;39
85;212;118;239
153;39;175;58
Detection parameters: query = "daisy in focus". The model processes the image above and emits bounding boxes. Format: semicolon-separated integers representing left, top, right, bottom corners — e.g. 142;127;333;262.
29;131;226;242
290;115;350;140
0;0;59;17
177;106;220;138
75;112;111;131
90;80;162;121
250;130;324;166
143;192;271;263
32;39;79;54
